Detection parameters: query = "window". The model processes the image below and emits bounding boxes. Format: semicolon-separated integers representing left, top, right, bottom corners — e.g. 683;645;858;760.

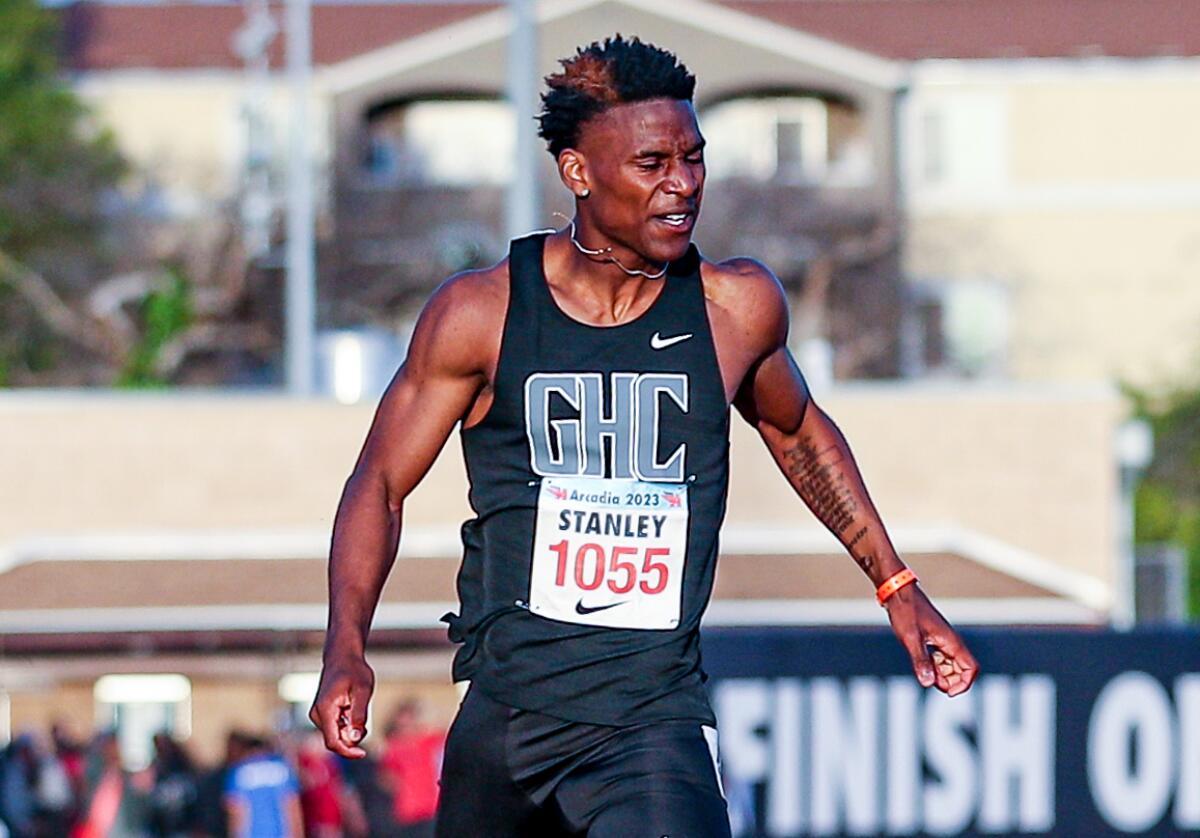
943;280;1010;375
909;91;1008;192
701;97;829;183
920;108;945;184
94;674;191;769
365;100;515;186
905;279;1011;378
278;672;320;730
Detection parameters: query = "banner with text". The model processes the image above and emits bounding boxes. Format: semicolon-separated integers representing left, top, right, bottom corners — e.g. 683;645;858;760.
703;628;1199;838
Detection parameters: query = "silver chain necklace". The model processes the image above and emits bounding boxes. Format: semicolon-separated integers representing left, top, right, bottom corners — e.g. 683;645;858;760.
556;214;669;280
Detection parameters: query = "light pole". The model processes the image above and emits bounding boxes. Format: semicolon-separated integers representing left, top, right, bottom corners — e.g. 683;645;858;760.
506;0;540;240
1113;419;1154;629
232;0;276;261
285;0;316;396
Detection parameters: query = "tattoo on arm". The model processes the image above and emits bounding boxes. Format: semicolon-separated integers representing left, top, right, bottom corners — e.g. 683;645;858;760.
854;552;877;577
782;441;859;535
783;443;878;577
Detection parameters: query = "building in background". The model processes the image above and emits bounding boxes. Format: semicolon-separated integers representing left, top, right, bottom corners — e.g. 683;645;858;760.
58;0;1200;387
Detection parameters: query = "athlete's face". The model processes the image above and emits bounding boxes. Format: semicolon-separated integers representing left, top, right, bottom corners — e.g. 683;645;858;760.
563;98;705;265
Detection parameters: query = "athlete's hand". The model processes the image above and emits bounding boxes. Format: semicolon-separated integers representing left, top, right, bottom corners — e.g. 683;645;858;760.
310;653;375;758
885;585;978;696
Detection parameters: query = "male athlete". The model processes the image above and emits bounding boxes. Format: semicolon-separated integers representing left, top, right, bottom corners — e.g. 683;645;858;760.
311;36;978;837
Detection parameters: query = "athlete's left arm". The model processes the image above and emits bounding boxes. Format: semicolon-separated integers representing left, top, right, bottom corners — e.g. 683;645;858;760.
727;263;978;697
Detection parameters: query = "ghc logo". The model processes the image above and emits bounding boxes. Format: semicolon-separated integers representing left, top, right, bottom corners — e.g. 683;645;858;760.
524;372;689;482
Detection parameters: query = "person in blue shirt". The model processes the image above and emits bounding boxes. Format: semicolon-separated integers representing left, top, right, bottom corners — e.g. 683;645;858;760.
222;733;302;838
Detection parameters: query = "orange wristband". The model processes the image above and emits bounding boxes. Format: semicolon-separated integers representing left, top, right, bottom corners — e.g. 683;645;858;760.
876;568;918;606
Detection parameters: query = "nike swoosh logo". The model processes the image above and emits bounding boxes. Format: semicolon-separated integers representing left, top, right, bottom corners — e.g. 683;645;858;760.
575;599;628;615
650;331;693;350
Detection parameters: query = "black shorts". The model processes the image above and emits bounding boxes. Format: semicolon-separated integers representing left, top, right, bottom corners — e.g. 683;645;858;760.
435;687;731;838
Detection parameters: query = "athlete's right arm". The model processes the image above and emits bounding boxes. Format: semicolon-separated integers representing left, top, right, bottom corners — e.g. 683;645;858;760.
310;269;504;758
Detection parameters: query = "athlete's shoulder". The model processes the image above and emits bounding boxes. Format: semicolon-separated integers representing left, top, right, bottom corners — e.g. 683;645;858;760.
698;255;788;348
426;258;510;320
409;258;510;374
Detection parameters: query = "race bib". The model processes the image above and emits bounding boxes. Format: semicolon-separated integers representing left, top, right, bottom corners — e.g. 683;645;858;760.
528;476;688;630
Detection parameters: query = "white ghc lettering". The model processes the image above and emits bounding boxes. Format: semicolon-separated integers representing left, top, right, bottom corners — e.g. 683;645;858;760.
524;372;689;482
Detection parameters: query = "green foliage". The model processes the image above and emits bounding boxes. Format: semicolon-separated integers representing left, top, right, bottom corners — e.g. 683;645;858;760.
0;0;127;381
1132;382;1200;618
1135;481;1180;543
117;266;193;388
0;0;125;252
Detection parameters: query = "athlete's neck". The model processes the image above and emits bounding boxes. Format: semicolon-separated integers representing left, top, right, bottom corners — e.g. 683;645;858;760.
567;215;668;278
544;230;665;327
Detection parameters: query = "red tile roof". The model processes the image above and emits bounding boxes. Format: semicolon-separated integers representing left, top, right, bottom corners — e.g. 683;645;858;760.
61;2;500;71
718;0;1200;60
58;0;1200;72
0;552;1057;613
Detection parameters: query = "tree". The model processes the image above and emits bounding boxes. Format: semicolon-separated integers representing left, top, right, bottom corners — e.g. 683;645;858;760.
1133;382;1200;618
0;0;277;386
0;0;127;382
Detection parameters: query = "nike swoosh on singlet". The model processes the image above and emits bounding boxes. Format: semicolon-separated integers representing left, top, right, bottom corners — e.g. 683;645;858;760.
575;599;628;615
650;331;693;350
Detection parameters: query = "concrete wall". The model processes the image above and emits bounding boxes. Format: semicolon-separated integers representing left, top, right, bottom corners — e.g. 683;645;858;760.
0;387;1120;585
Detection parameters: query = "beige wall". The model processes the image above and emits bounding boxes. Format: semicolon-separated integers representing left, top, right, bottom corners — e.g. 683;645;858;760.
908;209;1200;385
1008;77;1200;183
729;386;1121;585
75;71;332;212
76;72;245;204
0;388;1120;585
0;396;379;538
188;679;282;764
904;63;1200;388
7;683;94;741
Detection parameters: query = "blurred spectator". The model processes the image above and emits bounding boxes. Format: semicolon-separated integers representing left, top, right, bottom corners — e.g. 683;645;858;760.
338;751;398;838
295;731;345;838
380;700;444;838
73;730;151;838
222;733;301;838
147;734;198;838
191;732;244;838
1;730;81;837
34;730;75;836
0;735;37;838
51;721;87;817
0;717;450;837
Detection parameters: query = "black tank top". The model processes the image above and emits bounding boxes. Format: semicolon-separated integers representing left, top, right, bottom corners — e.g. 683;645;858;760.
443;231;730;726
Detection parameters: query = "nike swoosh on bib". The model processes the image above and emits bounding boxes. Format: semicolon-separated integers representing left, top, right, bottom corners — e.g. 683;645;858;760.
575;599;628;615
650;331;693;350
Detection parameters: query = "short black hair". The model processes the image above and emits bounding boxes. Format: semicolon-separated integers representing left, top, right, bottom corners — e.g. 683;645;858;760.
537;35;696;158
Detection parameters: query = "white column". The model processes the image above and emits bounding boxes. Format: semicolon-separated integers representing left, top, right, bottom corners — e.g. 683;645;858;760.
285;0;316;395
506;0;541;239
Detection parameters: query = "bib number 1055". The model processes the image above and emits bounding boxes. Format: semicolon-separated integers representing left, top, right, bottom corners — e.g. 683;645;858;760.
528;477;688;630
548;541;670;595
